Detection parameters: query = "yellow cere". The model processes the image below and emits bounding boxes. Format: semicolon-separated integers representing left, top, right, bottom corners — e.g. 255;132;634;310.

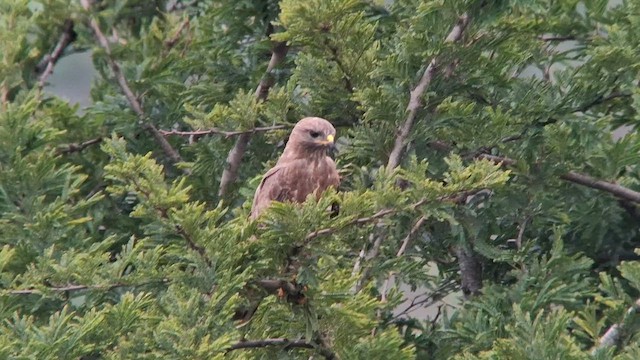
326;134;334;143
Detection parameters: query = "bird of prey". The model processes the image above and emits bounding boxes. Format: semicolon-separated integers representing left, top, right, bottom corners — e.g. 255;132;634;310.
251;117;340;219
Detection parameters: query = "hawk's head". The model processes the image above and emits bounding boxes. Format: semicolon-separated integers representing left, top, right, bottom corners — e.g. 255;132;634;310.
285;117;336;155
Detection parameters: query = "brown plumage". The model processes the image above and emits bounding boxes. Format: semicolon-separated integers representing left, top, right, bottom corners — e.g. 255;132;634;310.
251;117;340;219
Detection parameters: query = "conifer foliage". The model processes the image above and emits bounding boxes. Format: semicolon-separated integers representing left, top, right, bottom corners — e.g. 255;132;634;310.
3;0;640;358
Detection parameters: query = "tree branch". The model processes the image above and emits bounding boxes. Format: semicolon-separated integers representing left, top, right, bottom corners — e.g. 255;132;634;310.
386;13;470;171
175;225;212;266
593;298;640;354
426;142;640;204
559;171;640;203
56;137;103;155
164;18;190;50
227;338;338;359
475;153;640;204
81;1;187;173
301;189;480;294
1;83;8;112
218;41;289;198
36;20;77;89
7;279;168;295
380;215;427;301
306;190;478;243
537;35;577;42
159;124;288;140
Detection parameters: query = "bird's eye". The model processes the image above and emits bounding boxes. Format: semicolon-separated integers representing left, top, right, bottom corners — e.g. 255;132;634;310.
310;131;320;138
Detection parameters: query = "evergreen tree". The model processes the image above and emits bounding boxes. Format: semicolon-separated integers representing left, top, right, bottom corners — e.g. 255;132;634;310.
2;0;640;358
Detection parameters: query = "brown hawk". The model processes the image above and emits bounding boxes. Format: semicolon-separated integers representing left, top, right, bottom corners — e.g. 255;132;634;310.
250;117;340;219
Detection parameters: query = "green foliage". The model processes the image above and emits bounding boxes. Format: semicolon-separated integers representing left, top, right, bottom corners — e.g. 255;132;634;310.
3;0;640;358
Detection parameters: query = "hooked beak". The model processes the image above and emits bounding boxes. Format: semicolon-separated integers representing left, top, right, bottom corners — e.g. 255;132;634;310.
317;134;336;147
324;134;338;158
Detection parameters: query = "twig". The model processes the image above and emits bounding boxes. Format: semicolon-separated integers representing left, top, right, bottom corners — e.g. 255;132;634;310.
166;0;199;12
515;215;531;250
592;298;640;354
159;124;288;139
164;18;190;49
351;238;370;276
380;216;427;301
306;208;396;242
226;338;337;359
353;234;384;293
386;13;470;171
56;137;103;155
0;83;7;112
574;92;632;114
390;283;453;321
302;189;479;294
537;35;577;42
36;20;77;89
7;279;168;295
175;225;212;266
82;1;187;173
324;39;354;93
218;41;289;197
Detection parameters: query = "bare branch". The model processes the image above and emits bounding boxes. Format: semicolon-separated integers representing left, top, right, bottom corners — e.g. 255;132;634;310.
82;2;187;173
7;279;168;295
228;338;314;351
56;137;103;155
166;0;199;12
37;20;77;89
354;234;384;293
560;171;640;203
593;298;640;354
159;125;289;139
387;13;470;171
306;190;478;244
324;39;354;93
538;35;577;42
0;83;8;112
227;338;338;359
218;41;289;197
475;153;640;204
390;280;456;321
574;92;632;114
380;216;427;301
164;18;190;49
174;225;212;266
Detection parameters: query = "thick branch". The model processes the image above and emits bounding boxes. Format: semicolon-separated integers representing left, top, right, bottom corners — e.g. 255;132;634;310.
560;171;640;203
425;142;640;204
475;153;640;204
593;298;640;354
218;41;289;197
387;13;470;171
37;20;77;88
82;1;187;172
